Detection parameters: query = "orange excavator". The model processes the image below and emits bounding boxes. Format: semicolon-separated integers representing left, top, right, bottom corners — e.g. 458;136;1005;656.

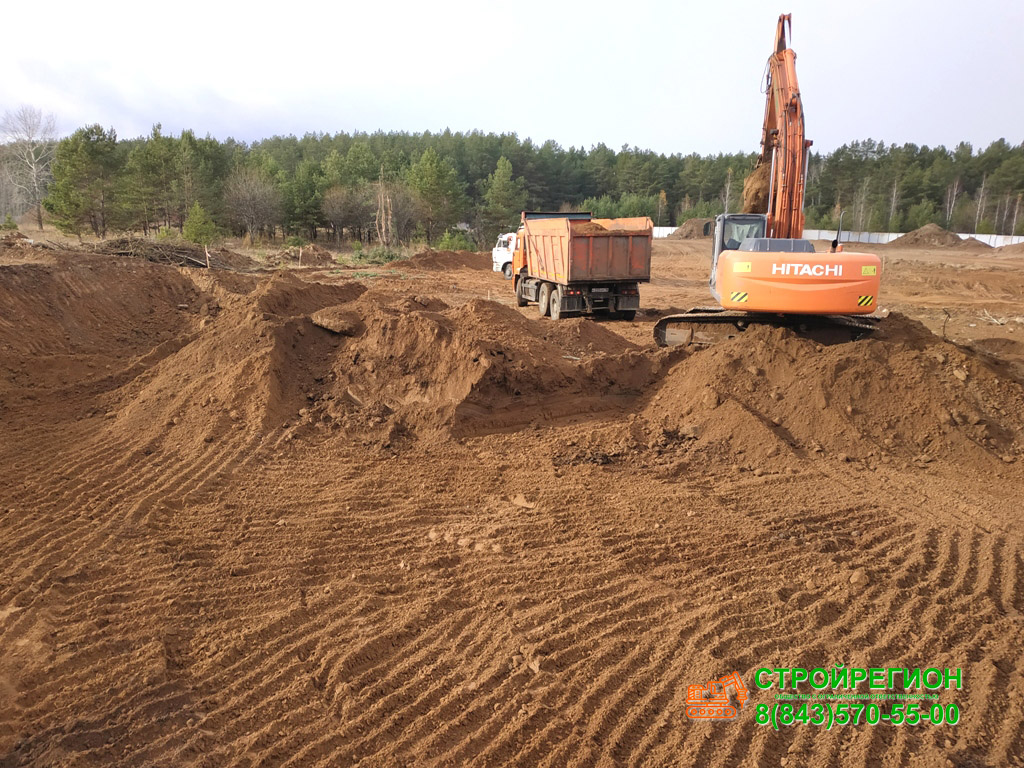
654;14;882;346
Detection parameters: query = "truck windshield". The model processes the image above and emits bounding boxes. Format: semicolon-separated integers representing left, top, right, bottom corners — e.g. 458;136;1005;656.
723;220;766;250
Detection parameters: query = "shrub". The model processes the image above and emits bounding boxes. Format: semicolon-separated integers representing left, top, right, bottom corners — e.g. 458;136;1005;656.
285;235;309;247
1;214;18;231
358;245;403;265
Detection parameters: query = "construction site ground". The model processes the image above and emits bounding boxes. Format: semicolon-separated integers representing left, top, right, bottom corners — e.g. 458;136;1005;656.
2;236;1023;768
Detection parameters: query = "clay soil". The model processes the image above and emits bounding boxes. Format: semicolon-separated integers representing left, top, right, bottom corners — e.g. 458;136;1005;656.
2;238;1024;767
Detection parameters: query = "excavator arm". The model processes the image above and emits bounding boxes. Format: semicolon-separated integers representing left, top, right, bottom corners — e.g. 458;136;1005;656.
742;14;812;239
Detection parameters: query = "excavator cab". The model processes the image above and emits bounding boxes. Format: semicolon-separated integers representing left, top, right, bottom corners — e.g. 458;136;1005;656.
709;213;767;295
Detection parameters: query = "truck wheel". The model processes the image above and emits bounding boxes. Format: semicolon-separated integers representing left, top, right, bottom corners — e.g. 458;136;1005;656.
502;263;513;279
549;286;562;320
619;309;636;322
514;276;528;307
537;283;551;317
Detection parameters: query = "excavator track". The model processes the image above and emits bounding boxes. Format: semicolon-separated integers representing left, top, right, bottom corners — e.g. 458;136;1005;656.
653;307;880;348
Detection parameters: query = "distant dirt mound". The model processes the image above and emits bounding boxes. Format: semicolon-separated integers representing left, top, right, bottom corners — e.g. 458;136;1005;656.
269;243;337;266
399;249;490;270
889;223;964;249
669;218;713;239
956;236;992;250
996;241;1024;255
643;314;1024;471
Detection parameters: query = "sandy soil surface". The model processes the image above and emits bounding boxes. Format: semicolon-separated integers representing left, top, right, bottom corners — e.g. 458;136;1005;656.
2;236;1023;767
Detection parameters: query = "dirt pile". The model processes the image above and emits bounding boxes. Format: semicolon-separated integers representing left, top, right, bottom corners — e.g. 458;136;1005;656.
669;218;713;239
643;313;1024;471
311;292;659;437
889;223;964;249
269;243;337;267
957;236;993;250
996;241;1024;255
399;249;490;270
0;257;661;451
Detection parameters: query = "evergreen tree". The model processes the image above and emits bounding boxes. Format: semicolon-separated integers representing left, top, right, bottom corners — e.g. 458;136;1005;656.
406;147;464;244
44;124;120;238
479;156;527;243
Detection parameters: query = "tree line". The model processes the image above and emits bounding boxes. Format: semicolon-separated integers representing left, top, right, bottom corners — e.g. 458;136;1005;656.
2;106;1022;247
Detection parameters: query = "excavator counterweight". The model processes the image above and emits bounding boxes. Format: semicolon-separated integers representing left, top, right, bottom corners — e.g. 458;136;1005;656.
654;14;882;347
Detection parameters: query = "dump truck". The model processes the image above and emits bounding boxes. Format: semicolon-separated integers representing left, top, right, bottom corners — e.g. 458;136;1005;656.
512;212;653;320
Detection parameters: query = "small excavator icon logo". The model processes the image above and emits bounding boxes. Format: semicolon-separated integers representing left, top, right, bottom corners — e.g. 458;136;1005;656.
686;671;749;719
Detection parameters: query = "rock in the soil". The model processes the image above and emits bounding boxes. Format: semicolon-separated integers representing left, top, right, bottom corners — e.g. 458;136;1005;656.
850;568;870;587
510;494;536;510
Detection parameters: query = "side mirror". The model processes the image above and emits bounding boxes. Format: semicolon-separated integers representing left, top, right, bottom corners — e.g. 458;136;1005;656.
702;222;712;237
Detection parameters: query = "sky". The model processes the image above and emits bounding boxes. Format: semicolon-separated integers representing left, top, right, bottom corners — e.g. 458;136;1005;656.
3;0;1022;157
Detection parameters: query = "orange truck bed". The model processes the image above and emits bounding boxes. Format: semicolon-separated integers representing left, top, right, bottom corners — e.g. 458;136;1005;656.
521;215;652;286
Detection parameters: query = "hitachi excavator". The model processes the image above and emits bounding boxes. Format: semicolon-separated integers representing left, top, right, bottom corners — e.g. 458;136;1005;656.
654;14;882;347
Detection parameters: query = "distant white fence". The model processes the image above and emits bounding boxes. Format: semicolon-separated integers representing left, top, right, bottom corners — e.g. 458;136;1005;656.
804;229;1024;248
654;224;1023;247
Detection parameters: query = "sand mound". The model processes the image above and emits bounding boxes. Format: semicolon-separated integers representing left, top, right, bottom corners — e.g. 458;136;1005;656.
0;256;659;450
269;243;337;267
399;249;490;270
669;218;713;239
314;293;659;437
956;236;992;250
255;270;366;316
889;223;963;249
643;313;1024;471
996;241;1024;255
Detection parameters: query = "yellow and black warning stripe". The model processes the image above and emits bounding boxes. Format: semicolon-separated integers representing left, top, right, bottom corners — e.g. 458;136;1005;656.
857;295;874;307
730;291;749;303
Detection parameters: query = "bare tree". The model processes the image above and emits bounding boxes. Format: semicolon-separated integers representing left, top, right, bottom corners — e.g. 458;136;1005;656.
223;167;280;244
719;168;733;214
1;106;58;230
974;173;987;233
322;184;375;243
389;183;423;243
375;166;394;248
944;178;961;226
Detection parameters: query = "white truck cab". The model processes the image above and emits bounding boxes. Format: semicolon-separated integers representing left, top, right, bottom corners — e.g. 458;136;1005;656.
492;232;516;279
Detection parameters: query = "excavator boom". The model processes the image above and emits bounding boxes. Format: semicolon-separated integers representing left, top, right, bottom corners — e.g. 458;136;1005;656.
742;13;811;238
